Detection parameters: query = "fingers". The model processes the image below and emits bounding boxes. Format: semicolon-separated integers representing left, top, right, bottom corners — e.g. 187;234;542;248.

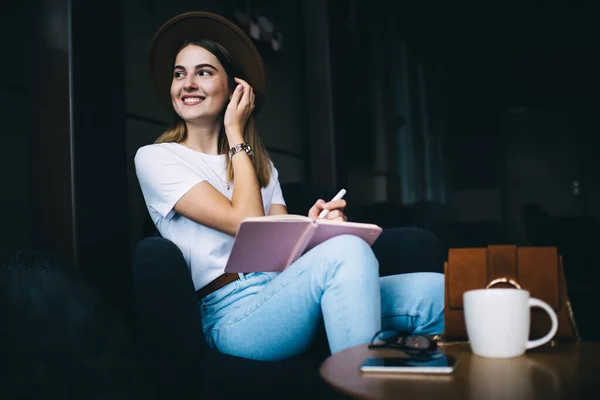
238;80;251;106
224;78;255;134
308;199;326;219
225;83;242;117
323;209;346;221
321;199;346;212
308;198;348;221
230;82;243;104
234;78;255;110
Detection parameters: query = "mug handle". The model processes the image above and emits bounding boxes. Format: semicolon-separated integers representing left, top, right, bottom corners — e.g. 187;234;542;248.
526;298;559;350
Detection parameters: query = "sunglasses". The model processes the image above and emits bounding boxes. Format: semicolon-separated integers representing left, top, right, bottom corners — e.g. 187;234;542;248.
368;330;440;358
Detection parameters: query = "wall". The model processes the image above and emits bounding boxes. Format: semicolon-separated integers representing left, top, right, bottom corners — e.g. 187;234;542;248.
331;6;408;206
332;4;450;207
344;11;393;205
123;0;308;246
451;189;502;223
0;4;33;251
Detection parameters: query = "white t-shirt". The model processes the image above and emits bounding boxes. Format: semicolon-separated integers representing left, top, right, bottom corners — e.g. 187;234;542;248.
134;142;286;290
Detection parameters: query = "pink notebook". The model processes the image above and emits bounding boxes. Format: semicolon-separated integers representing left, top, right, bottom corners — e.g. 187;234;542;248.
224;215;382;273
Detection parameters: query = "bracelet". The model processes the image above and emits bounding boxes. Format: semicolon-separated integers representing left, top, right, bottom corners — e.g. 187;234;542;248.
229;142;255;160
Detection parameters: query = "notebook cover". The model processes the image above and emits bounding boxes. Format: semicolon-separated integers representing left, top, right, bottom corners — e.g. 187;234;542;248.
224;219;314;273
304;220;383;253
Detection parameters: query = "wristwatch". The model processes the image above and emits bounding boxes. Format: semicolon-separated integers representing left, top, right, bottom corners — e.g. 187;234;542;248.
229;142;255;160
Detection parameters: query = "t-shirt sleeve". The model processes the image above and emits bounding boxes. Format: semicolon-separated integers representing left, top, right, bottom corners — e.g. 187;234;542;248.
134;145;206;219
270;163;286;207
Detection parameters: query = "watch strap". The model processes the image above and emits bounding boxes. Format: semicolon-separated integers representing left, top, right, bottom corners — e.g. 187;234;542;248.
229;143;254;160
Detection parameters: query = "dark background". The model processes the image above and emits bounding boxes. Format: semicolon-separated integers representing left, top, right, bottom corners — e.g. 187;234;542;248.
1;0;599;324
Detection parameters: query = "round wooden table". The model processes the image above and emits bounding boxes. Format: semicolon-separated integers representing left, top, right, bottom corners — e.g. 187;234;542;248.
320;341;600;399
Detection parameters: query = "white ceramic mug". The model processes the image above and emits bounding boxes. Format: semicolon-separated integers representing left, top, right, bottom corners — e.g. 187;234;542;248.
463;288;558;358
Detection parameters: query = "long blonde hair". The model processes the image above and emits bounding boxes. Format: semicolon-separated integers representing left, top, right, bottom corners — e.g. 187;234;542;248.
156;117;271;187
155;38;271;187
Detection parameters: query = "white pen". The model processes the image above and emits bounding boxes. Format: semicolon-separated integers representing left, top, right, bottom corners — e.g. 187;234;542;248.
318;189;347;219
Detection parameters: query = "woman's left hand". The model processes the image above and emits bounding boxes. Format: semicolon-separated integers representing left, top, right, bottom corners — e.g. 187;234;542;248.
308;198;348;221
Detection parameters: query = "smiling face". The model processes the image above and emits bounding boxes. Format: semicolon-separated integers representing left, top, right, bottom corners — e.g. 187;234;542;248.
170;44;231;124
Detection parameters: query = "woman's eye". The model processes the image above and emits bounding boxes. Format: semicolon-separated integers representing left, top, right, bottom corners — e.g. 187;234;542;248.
174;71;184;79
198;70;212;77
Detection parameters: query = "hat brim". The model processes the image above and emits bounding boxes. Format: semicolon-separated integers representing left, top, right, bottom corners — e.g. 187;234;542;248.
149;12;266;115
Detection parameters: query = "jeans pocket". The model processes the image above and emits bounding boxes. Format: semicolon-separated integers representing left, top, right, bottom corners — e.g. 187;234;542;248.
200;280;241;331
201;280;240;308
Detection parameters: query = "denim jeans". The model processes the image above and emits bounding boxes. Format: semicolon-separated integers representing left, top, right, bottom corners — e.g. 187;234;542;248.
199;235;445;361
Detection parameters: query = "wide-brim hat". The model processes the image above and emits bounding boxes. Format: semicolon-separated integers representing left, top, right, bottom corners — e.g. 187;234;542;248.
149;11;266;115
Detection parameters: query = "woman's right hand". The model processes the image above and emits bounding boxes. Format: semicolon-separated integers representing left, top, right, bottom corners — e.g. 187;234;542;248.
308;198;347;221
224;77;255;142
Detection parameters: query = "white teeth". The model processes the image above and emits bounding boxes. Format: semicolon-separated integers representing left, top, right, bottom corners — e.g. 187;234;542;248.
183;97;201;104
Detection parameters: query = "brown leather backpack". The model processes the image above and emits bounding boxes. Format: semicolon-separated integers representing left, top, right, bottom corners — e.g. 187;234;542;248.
444;245;579;342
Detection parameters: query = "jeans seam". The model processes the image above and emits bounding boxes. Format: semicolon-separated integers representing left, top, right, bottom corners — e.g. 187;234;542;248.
327;261;351;346
382;312;417;319
382;313;416;331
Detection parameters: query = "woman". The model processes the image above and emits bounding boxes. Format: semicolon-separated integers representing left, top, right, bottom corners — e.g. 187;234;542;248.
135;11;444;361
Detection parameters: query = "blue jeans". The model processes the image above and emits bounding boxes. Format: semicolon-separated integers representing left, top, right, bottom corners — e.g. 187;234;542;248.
199;235;444;361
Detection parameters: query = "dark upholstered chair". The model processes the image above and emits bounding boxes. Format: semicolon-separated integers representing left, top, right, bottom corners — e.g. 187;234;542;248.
0;251;145;399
